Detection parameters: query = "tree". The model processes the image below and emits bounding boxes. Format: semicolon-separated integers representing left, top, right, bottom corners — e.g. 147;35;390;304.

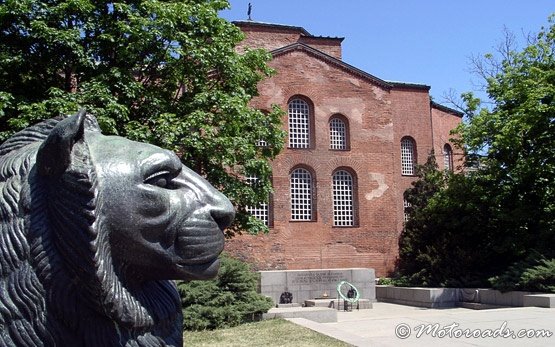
398;15;555;291
0;0;285;235
399;156;515;287
457;15;555;260
397;153;444;285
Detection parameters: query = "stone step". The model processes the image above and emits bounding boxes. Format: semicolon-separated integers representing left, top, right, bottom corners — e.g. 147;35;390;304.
262;307;337;323
304;299;373;309
456;302;507;310
276;303;301;308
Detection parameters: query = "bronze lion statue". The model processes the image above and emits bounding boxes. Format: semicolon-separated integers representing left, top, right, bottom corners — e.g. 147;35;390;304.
0;110;234;346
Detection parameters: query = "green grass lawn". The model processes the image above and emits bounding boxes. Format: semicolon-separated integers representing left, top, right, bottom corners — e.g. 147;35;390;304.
183;319;353;347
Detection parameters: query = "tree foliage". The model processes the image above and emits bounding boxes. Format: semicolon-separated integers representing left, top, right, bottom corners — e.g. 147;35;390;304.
489;252;555;293
397;153;445;286
457;15;555;260
177;253;273;331
399;155;522;287
398;15;555;291
0;0;285;235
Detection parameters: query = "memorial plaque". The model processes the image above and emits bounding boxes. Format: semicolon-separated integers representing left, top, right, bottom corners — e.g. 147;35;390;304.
259;268;375;305
289;270;346;285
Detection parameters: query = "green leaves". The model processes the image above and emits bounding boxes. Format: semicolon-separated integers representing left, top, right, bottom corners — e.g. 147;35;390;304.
177;253;274;331
399;155;516;287
0;0;285;234
489;253;555;293
399;15;555;289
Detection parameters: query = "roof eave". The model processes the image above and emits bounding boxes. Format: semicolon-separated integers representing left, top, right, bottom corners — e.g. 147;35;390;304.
388;81;431;91
233;20;311;36
431;101;464;117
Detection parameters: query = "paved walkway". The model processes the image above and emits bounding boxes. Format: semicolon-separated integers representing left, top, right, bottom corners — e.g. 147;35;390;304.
287;302;555;347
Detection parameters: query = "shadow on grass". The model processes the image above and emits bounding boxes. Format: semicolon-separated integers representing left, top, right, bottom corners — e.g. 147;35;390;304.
183;318;353;347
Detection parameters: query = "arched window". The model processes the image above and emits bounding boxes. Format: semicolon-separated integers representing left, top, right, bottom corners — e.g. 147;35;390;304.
245;176;271;227
329;116;348;150
288;98;310;149
290;168;313;220
332;170;355;226
401;137;416;175
443;144;453;172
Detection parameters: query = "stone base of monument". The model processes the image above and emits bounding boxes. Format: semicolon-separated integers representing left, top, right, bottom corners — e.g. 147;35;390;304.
377;286;555;309
276;303;301;308
259;268;375;306
262;307;337;323
523;294;555;308
304;299;373;309
376;286;459;308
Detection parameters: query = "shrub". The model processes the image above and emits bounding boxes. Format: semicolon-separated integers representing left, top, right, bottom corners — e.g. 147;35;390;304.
376;277;394;286
177;253;274;331
376;276;412;287
489;253;555;293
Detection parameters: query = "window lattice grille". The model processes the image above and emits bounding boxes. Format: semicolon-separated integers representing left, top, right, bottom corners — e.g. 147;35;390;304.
245;176;269;226
443;144;453;171
288;99;310;148
403;199;412;222
333;170;354;226
290;168;312;220
401;138;415;175
329;118;347;150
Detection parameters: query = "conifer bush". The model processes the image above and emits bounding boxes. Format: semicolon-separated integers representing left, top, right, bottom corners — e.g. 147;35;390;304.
489;253;555;293
177;253;273;331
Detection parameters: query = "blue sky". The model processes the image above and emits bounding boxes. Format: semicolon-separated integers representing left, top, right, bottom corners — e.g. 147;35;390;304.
220;1;554;105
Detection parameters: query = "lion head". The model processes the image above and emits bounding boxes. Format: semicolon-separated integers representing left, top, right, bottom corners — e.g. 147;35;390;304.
0;110;234;346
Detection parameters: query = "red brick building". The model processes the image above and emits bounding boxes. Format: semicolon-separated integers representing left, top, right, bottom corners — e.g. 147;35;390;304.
226;21;463;276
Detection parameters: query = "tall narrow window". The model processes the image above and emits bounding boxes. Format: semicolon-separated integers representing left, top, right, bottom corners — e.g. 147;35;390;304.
329;117;347;150
245;176;270;226
290;168;313;220
288;99;310;148
401;137;416;175
443;144;453;172
332;170;354;226
403;199;412;223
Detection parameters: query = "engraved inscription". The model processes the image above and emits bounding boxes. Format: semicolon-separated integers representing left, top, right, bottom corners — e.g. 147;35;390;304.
289;271;345;285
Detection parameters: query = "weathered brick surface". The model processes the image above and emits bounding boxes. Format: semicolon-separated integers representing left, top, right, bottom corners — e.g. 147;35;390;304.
431;106;465;170
298;36;342;59
236;21;343;59
225;22;462;276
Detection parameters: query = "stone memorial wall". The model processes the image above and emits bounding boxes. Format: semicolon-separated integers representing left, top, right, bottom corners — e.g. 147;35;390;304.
259;268;375;305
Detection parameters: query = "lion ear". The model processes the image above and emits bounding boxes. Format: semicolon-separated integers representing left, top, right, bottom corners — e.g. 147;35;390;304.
36;109;87;177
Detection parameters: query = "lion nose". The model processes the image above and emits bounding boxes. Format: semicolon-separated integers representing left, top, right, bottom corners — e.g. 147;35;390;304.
209;191;235;231
180;164;236;230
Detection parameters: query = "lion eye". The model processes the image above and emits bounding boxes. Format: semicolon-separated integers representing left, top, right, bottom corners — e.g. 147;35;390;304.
145;171;172;188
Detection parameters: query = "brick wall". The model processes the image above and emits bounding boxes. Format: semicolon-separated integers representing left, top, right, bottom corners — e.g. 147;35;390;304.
237;24;301;53
225;22;462;277
236;21;343;59
298;36;342;59
431;106;465;171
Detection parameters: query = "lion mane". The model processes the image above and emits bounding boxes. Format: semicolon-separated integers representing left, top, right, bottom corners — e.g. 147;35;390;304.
0;113;183;346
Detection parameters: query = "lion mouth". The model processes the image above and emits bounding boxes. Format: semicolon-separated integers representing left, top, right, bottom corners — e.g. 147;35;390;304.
173;221;225;281
175;217;225;251
176;258;221;280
